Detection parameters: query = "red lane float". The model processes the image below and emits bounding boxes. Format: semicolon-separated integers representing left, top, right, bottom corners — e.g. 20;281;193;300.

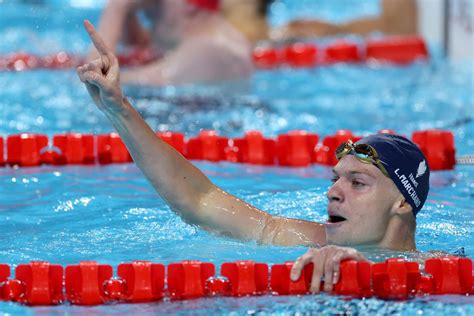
118;260;165;302
7;134;48;167
5;52;76;71
42;52;81;69
324;41;362;64
372;259;425;299
0;136;4;166
254;36;428;67
366;36;428;64
0;264;11;301
277;130;319;167
1;129;457;170
5;53;40;71
103;278;127;301
65;261;113;305
284;43;318;68
334;260;372;297
221;260;268;296
206;276;231;296
14;261;64;305
168;260;214;300
0;257;472;306
0;36;429;72
0;49;157;72
271;262;313;295
157;132;186;155
97;133;132;164
52;133;95;165
186;130;228;162
230;131;276;165
270;260;372;296
252;46;282;69
412;130;455;171
1;279;24;302
425;256;473;295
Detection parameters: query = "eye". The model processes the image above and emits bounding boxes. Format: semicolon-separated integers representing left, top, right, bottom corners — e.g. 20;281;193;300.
352;180;366;187
330;176;339;183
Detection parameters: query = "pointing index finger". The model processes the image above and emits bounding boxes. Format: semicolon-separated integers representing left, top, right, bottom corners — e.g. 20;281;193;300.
84;20;111;56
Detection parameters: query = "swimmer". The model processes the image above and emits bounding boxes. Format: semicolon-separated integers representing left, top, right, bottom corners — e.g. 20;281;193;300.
274;0;417;39
90;0;253;86
78;20;430;293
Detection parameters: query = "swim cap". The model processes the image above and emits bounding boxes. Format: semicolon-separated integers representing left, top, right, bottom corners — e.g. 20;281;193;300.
187;0;219;11
354;134;430;216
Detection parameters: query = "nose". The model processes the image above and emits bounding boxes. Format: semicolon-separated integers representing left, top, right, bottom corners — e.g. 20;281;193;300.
327;179;344;203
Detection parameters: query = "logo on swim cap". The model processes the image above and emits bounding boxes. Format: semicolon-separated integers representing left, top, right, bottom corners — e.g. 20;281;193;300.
416;160;427;178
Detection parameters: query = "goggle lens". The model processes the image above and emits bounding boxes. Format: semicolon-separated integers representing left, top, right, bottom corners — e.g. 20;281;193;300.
335;140;389;178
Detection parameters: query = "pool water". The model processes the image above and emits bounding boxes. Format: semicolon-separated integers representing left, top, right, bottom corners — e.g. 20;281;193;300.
1;0;474;315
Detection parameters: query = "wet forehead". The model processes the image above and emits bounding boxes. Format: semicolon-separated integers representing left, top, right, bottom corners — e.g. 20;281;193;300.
333;155;383;179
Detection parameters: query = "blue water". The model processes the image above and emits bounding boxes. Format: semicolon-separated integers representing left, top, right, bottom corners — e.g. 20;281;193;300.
1;0;474;315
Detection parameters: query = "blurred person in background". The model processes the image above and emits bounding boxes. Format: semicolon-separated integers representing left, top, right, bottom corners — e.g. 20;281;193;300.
90;0;253;86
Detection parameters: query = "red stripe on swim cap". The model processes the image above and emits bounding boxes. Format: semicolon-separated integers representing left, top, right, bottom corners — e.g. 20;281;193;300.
187;0;219;11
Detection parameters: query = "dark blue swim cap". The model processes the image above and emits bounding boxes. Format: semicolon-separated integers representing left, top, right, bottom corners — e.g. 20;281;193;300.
355;134;430;216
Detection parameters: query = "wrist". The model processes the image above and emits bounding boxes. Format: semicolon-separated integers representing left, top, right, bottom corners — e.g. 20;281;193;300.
103;100;134;130
102;95;129;117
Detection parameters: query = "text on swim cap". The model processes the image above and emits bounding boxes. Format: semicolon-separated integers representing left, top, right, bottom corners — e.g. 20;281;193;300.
394;168;421;208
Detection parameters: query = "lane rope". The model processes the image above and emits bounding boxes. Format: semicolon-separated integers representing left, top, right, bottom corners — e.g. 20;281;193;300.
0;257;472;306
0;35;430;72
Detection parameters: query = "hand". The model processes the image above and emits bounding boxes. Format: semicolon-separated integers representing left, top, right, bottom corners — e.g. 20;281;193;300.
290;245;367;293
77;20;124;114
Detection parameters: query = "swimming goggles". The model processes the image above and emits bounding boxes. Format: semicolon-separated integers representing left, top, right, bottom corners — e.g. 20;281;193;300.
335;140;390;178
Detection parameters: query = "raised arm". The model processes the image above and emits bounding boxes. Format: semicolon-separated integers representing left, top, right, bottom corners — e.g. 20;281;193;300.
78;20;325;246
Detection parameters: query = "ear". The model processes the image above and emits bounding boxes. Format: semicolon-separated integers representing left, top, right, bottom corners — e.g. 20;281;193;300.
390;194;413;216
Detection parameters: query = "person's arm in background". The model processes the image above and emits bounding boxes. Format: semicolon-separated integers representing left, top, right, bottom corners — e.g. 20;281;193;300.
89;0;150;60
77;20;325;247
341;0;418;36
274;0;418;39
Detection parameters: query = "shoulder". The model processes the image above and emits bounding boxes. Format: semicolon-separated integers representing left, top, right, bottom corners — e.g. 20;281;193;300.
181;35;251;63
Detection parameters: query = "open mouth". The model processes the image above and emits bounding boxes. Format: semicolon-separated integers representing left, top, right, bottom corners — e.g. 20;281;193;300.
327;215;347;223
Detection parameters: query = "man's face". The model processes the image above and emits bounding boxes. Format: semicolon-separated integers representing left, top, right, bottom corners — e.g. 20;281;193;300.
325;155;401;246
